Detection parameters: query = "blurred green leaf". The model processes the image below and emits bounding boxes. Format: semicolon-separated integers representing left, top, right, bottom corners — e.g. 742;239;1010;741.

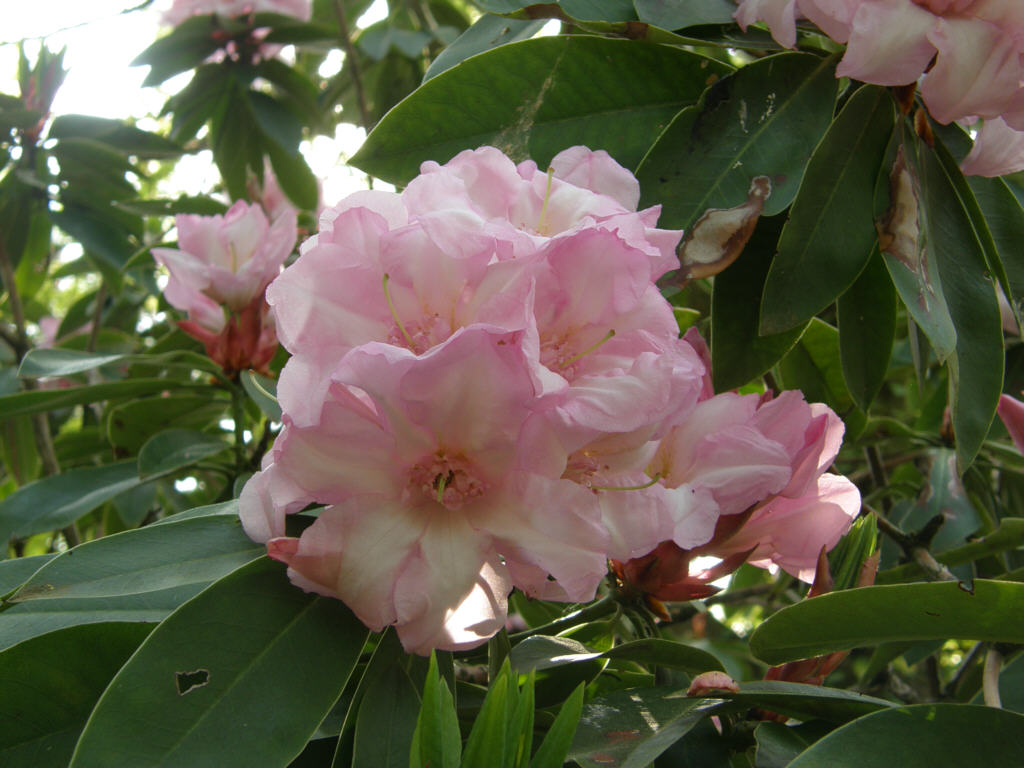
0;379;208;420
49;115;183;158
760;86;894;334
137;428;230;478
531;682;583;768
637;52;837;230
423;15;546;82
106;394;229;453
634;0;737;28
788;704;1024;767
69;558;368;768
510;636;724;675
750;580;1024;665
0;623;152;768
707;681;893;723
352;37;730;185
462;660;514;768
132;15;232;86
0;554;56;597
836;247;896;411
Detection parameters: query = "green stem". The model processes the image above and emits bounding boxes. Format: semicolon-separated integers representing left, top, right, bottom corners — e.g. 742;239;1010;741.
509;594;619;642
230;385;247;474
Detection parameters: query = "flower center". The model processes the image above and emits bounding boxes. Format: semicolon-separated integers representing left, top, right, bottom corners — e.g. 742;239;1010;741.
407;453;487;510
541;329;616;379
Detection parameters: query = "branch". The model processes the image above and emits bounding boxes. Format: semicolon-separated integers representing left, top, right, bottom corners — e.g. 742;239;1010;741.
333;0;372;131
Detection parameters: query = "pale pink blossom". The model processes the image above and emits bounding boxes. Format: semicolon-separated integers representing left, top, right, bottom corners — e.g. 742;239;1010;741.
733;0;1024;175
154;200;296;317
240;326;611;653
162;0;312;26
998;393;1024;456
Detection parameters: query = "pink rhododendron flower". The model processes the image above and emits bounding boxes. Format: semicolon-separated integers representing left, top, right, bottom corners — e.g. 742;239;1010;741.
162;0;311;25
153;200;296;374
733;0;1024;176
997;393;1024;456
960;118;1024;177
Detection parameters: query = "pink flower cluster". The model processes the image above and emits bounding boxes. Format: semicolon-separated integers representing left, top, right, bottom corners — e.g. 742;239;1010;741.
238;146;861;654
734;0;1024;176
153;200;296;375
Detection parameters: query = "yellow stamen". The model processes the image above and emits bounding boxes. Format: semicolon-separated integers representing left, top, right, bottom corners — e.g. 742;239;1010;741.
559;329;616;370
537;166;555;234
589;474;662;492
436;473;448;504
382;273;416;349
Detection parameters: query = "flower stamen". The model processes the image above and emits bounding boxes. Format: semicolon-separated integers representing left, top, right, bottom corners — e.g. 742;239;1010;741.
537;166;556;234
382;273;416;350
588;473;662;492
558;329;616;370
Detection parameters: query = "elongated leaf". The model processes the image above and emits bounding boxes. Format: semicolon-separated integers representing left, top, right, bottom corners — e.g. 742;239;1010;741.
462;661;514;767
530;683;583;768
70;558;368;768
755;721;832;768
0;461;143;549
351;661;421;768
8;515;262;602
510;635;723;675
48;114;183;158
106;394;229;453
18;349;125;378
352;36;730;185
711;214;807;390
920;142;1003;470
0;623;152;768
137;428;230;478
510;671;535;768
0;554;55;597
424;15;546;82
749;580;1024;665
760;86;894;333
636;52;837;230
568;687;714;768
0;379;206;419
704;681;893;723
154;499;240;525
409;653;461;768
240;369;281;421
788;704;1024;767
837;247;896;410
634;0;736;27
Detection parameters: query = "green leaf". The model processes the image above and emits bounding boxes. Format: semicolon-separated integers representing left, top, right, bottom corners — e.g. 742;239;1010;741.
154;498;240;525
132;15;228;86
69;558;368;768
0;461;143;549
749;580;1024;666
240;369;281;421
18;348;128;378
530;682;583;768
510;636;723;675
919;141;1003;470
352;36;730;185
967;173;1024;317
755;721;832;768
0;379;207;419
115;195;229;217
706;681;893;723
636;52;837;231
409;653;461;768
106;394;229;453
462;660;514;767
836;246;896;410
136;428;230;478
7;515;262;603
0;554;56;598
567;687;713;768
265;138;320;212
350;648;422;768
423;15;546;82
49;206;137;272
760;86;894;333
48;115;183;158
710;214;807;390
787;704;1024;767
510;671;536;768
0;623;152;767
633;0;737;28
210;83;264;201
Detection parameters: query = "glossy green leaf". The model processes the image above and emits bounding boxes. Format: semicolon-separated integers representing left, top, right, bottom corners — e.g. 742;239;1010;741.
711;215;807;390
968;173;1024;316
70;558;368;768
636;52;837;230
474;0;636;20
18;349;125;378
352;36;730;185
0;623;152;767
0;461;143;549
760;86;894;334
153;498;240;525
409;653;461;768
705;681;893;723
530;682;583;768
568;687;714;768
136;428;230;478
240;369;281;421
351;660;421;768
920;142;1003;470
510;635;723;675
754;721;832;768
0;379;207;419
788;704;1024;767
106;394;229;453
510;671;536;768
749;580;1024;665
462;661;514;767
0;554;56;598
7;515;262;603
423;15;546;82
837;247;896;410
48;114;183;158
634;0;736;28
